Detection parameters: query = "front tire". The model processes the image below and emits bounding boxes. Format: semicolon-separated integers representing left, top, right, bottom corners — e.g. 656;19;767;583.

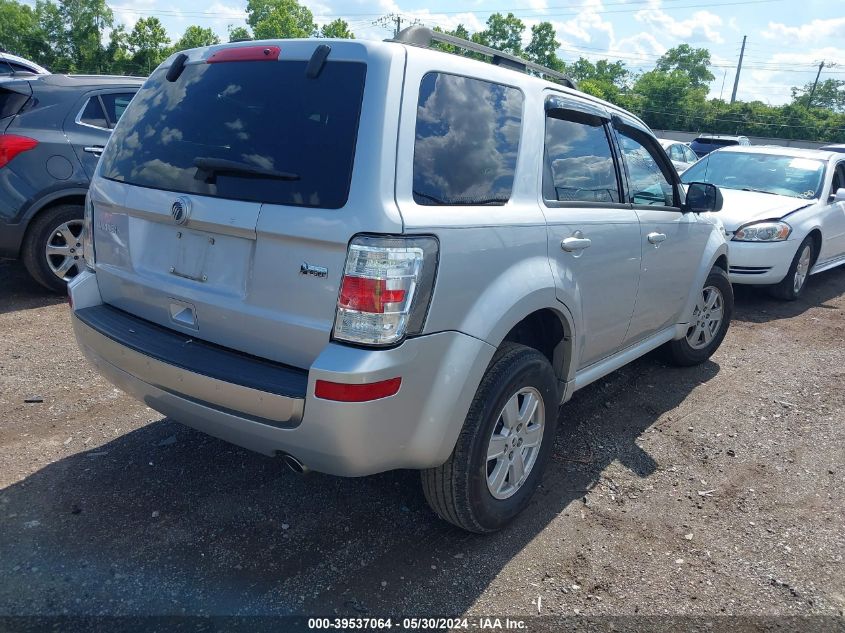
665;266;733;367
769;236;815;301
22;203;87;293
421;343;559;533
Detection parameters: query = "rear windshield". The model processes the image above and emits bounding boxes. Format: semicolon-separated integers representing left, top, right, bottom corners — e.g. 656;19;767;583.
99;59;366;209
693;138;739;147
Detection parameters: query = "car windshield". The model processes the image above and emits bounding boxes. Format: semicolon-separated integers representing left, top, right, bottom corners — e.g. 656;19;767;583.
680;151;825;200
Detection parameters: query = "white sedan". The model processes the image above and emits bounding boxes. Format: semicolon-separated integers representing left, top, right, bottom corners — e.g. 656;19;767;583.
658;138;699;173
681;146;845;300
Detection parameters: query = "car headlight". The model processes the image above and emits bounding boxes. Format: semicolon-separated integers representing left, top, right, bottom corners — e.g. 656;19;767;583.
733;221;791;242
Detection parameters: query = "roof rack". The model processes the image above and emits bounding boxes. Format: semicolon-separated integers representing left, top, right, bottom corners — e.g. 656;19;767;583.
390;25;577;90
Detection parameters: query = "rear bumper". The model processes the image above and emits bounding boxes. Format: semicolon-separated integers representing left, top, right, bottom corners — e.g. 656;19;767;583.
70;272;495;476
727;239;797;285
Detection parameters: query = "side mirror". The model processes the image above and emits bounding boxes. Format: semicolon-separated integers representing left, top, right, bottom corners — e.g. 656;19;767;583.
833;187;845;204
684;181;723;213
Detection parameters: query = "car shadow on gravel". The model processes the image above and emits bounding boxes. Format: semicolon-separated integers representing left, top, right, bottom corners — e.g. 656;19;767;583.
0;354;719;617
732;265;845;324
0;260;64;315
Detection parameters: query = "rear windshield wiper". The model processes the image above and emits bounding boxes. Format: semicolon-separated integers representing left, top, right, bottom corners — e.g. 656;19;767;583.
193;157;300;183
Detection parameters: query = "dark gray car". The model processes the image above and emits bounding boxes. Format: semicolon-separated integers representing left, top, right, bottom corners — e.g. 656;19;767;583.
0;73;142;291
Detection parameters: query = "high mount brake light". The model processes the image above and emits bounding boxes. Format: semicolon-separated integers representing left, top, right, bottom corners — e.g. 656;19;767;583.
207;46;281;63
333;236;439;346
0;135;38;169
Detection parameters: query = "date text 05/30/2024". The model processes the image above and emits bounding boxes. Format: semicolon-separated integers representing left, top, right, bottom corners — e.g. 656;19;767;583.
308;617;527;630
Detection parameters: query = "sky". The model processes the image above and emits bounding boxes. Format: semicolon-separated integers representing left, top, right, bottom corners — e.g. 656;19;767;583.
36;0;845;105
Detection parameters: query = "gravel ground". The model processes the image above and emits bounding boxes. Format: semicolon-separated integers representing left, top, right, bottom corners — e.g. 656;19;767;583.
1;258;844;623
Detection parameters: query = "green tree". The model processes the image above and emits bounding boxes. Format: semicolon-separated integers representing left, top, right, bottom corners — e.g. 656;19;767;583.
0;0;41;60
227;25;252;42
791;78;845;112
525;22;562;71
104;23;132;74
32;0;113;73
246;0;315;39
567;58;630;103
431;24;482;59
655;44;714;90
128;16;170;74
477;12;524;56
174;25;220;51
318;18;354;39
632;69;707;129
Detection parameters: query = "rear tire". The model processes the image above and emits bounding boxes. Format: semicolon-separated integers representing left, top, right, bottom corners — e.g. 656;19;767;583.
421;343;559;533
22;203;86;293
768;236;815;301
665;266;733;367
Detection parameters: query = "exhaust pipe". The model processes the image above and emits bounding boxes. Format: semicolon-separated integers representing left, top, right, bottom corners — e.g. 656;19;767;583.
282;453;309;475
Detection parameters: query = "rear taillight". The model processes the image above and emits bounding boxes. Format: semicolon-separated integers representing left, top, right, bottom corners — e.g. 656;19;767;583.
0;134;38;169
333;236;439;346
82;194;95;270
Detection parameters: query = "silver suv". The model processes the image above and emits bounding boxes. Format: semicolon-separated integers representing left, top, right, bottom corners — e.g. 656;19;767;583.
70;29;731;533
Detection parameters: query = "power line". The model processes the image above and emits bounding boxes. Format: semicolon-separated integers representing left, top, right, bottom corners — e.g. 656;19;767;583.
96;0;786;20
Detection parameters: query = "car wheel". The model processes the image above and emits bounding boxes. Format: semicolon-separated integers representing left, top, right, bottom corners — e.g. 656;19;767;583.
22;203;87;293
665;266;733;367
421;342;559;533
769;236;815;301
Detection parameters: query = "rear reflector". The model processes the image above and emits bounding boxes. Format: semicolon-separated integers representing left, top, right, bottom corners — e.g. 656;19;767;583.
314;377;401;402
207;45;281;63
0;134;38;169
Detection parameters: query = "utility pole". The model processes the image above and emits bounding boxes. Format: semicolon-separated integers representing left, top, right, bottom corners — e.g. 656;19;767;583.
719;69;728;101
730;35;746;104
374;14;418;37
807;61;825;108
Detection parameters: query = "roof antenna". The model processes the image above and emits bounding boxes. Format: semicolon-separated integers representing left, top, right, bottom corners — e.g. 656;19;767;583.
306;45;331;79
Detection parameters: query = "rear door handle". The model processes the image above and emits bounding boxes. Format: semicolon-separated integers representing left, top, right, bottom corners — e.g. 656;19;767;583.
83;146;104;155
647;232;667;245
561;237;592;252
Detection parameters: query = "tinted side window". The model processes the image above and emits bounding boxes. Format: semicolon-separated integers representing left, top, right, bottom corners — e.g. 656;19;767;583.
79;97;108;128
683;145;698;163
100;92;135;128
617;131;675;207
544;113;619;203
832;163;845;193
670;144;684;161
413;73;523;206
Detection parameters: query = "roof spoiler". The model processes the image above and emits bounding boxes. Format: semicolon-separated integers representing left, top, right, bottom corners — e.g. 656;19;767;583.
390;25;577;90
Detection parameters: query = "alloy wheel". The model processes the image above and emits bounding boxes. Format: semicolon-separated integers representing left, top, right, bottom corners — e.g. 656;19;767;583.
793;244;811;294
486;387;545;500
45;219;86;282
686;285;724;350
